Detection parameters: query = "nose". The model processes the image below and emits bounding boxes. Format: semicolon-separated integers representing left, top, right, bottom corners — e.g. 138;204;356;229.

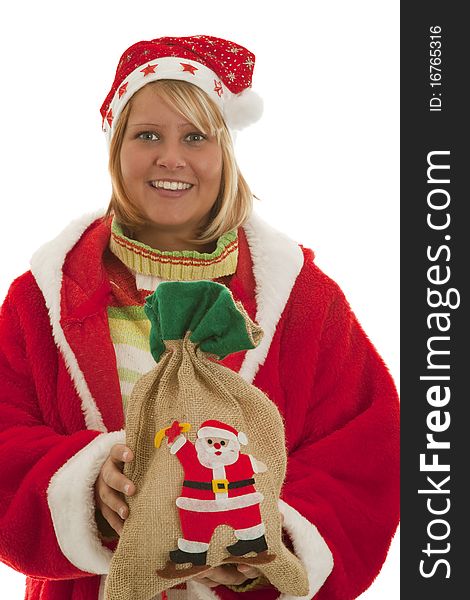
155;140;186;170
214;442;221;449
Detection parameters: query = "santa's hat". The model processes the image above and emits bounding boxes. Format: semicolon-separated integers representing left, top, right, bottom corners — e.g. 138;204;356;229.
100;35;263;145
197;420;248;446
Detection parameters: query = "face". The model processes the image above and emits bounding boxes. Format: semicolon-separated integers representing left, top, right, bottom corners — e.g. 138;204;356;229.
120;85;223;249
195;436;239;468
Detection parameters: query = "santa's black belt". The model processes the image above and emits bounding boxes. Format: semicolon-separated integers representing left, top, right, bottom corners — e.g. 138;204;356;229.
183;478;255;492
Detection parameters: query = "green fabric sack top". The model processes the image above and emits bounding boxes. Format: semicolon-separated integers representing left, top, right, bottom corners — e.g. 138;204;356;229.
144;281;263;362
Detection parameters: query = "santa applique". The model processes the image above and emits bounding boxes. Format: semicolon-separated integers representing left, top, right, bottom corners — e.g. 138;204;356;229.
155;419;275;577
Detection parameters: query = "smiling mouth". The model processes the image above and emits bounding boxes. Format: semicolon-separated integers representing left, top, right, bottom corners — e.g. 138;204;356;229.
215;451;222;456
150;180;193;191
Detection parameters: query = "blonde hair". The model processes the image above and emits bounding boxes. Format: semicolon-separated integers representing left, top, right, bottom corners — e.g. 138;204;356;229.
107;80;253;245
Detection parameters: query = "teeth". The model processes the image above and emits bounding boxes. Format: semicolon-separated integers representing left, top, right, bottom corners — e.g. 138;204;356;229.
152;180;192;190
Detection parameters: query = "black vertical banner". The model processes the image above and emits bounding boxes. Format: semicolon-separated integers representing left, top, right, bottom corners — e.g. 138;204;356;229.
401;3;468;598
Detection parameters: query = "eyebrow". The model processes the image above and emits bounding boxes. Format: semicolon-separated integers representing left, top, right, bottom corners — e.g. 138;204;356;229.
127;122;193;129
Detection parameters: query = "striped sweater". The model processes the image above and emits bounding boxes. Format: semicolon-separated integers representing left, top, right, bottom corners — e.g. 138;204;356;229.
105;219;238;410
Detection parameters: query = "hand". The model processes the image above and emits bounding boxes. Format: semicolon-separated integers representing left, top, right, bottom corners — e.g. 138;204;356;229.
94;444;136;536
192;563;262;588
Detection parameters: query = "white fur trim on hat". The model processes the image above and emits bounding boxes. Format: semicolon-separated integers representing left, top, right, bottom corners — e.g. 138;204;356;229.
197;426;248;445
223;89;264;131
103;57;263;146
103;57;228;144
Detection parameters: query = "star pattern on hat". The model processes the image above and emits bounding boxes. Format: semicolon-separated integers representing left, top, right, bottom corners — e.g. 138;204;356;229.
118;82;128;98
140;63;158;76
101;36;261;135
180;62;198;75
213;80;223;97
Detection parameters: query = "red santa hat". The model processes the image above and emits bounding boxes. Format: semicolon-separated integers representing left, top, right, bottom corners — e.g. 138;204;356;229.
100;34;263;145
197;420;248;446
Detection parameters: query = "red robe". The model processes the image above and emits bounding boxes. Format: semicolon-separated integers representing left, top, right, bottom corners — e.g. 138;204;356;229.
0;211;399;600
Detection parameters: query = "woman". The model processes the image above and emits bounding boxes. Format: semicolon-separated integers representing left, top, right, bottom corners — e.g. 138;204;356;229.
0;35;399;600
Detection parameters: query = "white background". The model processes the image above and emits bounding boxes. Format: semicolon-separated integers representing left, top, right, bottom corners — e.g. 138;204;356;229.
0;0;399;598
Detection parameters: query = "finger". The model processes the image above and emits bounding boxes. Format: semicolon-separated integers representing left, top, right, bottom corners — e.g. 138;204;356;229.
236;564;261;579
100;503;125;536
96;482;130;518
192;567;216;581
197;565;247;586
194;578;219;588
101;462;136;496
109;444;134;464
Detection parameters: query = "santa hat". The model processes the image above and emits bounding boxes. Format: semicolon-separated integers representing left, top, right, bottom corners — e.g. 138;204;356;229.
197;420;248;446
100;35;263;145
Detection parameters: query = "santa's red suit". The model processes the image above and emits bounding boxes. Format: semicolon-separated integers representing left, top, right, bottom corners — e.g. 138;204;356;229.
0;210;400;600
172;437;264;544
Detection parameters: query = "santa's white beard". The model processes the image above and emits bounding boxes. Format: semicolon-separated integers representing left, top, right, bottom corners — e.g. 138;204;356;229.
195;439;239;468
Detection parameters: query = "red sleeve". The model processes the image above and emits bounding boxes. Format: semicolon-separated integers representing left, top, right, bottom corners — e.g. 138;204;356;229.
278;255;400;599
173;436;197;468
0;278;124;579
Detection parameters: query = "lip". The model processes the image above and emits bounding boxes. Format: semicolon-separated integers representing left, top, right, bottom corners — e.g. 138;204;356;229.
149;179;194;187
151;179;194;185
148;181;194;198
215;451;222;456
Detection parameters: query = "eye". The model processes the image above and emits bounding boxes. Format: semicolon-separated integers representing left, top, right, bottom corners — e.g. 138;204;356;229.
207;439;213;445
137;131;159;141
221;440;226;446
185;132;206;143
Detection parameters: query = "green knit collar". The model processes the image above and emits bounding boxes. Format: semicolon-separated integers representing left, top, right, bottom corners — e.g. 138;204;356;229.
109;219;238;280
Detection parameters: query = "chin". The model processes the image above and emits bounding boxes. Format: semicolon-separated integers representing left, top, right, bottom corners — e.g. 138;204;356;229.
137;214;198;241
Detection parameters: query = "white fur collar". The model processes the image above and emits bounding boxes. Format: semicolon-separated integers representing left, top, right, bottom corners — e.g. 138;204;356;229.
30;210;108;432
30;210;304;430
239;212;304;382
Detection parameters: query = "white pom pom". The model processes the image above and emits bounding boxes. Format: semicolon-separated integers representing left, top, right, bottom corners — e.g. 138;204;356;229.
238;431;248;445
223;89;264;130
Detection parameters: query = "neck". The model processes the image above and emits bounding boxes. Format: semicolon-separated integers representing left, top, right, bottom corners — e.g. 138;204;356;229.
130;225;216;254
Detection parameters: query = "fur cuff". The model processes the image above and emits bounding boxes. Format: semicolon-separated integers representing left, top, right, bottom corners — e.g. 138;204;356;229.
278;499;334;599
47;430;126;574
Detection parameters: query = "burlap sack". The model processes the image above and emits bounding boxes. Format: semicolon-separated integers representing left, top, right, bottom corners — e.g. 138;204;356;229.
104;281;309;600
